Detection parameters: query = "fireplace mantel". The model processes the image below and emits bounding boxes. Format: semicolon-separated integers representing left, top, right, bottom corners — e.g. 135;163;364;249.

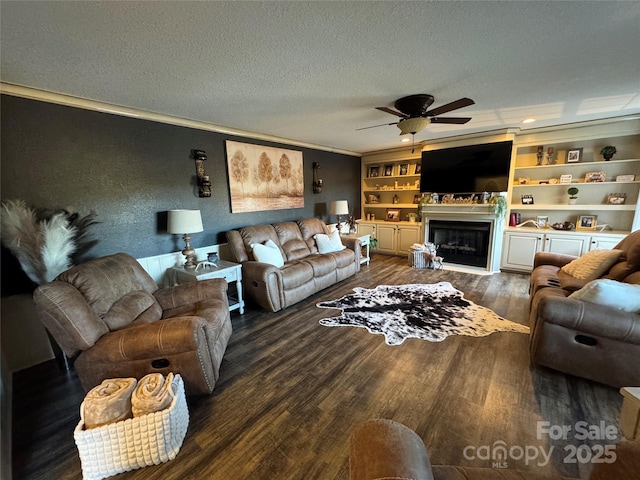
420;204;496;216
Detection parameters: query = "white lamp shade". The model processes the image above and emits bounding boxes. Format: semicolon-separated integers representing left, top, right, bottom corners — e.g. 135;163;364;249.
330;200;349;216
167;209;203;234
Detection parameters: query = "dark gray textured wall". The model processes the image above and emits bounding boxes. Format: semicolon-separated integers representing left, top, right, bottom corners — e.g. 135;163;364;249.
1;95;361;259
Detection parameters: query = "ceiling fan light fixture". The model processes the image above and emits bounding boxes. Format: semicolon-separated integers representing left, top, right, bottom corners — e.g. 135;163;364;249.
397;117;431;135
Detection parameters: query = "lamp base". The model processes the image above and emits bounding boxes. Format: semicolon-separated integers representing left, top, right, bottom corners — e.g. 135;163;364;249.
182;234;197;269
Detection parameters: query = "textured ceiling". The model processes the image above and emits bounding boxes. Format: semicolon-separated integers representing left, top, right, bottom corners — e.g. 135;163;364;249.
1;1;639;154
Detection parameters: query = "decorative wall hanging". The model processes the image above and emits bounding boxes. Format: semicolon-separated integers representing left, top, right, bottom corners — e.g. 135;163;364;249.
193;149;212;197
225;140;304;213
312;162;323;193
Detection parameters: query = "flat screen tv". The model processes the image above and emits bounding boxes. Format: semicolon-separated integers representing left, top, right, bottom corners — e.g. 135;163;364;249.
420;140;513;193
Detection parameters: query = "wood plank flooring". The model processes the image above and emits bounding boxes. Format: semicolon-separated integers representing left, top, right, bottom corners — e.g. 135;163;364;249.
12;255;624;479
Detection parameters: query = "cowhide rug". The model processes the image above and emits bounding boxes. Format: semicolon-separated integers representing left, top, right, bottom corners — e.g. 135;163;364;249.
317;282;529;345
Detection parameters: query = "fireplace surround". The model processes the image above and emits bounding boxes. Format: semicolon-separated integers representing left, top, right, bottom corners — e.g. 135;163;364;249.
420;204;505;273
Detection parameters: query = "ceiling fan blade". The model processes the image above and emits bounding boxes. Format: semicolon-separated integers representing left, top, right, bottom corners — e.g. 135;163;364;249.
356;121;399;131
375;106;407;118
425;98;475;117
430;117;472;125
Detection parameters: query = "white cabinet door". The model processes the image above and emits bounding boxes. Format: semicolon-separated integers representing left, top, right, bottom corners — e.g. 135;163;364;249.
589;234;625;251
501;232;543;271
376;224;397;254
544;234;588;257
397;225;421;253
357;222;376;239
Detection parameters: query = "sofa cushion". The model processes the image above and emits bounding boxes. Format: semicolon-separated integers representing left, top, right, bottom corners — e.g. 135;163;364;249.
273;221;312;261
302;254;337;277
280;261;314;289
251;239;285;267
315;230;346;254
605;230;640;281
569;279;640;313
560;249;623;281
297;218;329;253
103;290;162;331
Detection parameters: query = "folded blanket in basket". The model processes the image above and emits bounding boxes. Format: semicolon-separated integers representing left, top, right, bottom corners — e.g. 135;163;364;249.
132;372;176;417
82;378;138;429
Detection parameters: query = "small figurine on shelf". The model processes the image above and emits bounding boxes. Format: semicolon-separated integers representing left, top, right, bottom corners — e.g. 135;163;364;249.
536;146;544;166
393;194;399;204
546;147;556;165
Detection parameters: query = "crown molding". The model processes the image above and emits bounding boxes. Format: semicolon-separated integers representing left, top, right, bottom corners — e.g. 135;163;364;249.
0;82;361;158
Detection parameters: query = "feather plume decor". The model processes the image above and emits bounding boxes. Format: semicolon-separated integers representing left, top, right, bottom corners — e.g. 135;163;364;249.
1;200;99;285
40;213;76;282
1;200;45;284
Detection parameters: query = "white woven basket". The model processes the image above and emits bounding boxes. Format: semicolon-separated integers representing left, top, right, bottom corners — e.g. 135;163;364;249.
74;374;189;480
408;250;431;269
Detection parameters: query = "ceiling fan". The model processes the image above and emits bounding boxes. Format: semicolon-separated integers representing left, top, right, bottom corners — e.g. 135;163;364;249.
358;94;475;136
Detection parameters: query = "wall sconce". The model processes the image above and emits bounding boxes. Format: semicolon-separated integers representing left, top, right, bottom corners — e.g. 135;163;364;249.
193;149;212;197
313;162;323;194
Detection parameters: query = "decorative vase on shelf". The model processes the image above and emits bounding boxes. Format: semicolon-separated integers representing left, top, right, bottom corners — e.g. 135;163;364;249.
600;145;617;161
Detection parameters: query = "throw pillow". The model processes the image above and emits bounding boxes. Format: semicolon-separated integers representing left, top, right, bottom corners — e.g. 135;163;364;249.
251;239;284;267
560;249;623;281
314;230;346;254
569;279;640;313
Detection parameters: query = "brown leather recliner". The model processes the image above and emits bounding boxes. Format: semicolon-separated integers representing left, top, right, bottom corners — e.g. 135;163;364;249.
528;230;640;387
33;253;232;395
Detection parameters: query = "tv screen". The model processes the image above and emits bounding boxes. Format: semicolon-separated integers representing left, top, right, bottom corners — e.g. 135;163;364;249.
420;140;513;193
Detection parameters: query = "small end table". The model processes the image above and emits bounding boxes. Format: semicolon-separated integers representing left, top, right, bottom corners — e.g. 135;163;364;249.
342;233;370;265
169;259;245;314
620;387;640;440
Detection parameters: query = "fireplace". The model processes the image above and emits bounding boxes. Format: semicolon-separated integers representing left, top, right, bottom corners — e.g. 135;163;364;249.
428;220;491;268
420;203;505;273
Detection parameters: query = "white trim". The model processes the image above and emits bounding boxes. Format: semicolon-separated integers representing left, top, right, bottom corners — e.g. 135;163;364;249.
0;82;361;157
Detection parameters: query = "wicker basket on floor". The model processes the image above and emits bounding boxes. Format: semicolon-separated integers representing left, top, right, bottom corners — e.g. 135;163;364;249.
74;374;189;480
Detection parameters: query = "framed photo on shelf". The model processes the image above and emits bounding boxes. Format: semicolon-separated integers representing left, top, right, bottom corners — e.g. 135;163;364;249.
607;193;626;205
585;171;606;183
559;174;572;184
521;194;534;205
566;148;583;163
413;194;422;204
368;165;380;178
414;163;422;175
536;216;549;228
616;174;635;182
577;215;597;231
399;163;409;175
383;164;393;176
386;208;401;222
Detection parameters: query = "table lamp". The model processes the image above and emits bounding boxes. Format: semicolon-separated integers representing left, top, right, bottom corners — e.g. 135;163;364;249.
330;200;349;233
167;209;203;269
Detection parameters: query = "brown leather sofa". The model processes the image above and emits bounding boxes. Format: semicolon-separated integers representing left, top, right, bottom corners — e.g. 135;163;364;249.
350;419;640;480
226;218;360;312
528;230;640;387
33;253;232;395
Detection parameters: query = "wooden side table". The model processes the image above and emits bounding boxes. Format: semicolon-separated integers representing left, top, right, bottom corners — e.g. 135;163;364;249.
169;259;245;314
620;387;640;440
342;233;370;265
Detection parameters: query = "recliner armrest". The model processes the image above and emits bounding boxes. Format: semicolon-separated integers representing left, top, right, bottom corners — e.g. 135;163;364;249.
534;251;577;269
154;278;228;310
341;237;360;252
535;291;640;345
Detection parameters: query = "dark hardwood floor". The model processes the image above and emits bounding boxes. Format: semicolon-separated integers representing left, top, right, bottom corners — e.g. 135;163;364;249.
12;255;624;479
